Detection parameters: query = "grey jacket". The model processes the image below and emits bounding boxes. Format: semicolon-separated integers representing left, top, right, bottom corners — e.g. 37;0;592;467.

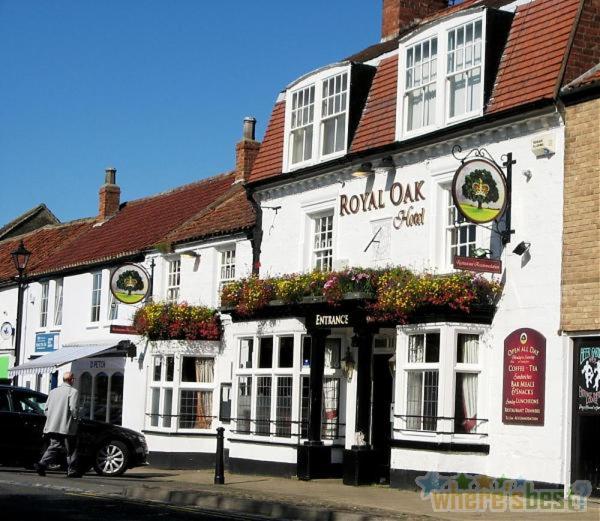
43;383;79;436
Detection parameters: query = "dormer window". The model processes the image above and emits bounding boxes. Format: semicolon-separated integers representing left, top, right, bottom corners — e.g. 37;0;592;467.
287;70;349;169
283;61;377;173
447;19;482;119
397;9;509;140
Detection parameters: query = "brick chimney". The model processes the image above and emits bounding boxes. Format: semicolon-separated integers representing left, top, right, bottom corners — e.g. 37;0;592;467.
98;167;121;220
381;0;448;41
235;117;260;184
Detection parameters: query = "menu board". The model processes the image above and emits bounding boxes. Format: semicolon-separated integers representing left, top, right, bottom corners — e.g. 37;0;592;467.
577;342;600;415
502;328;546;425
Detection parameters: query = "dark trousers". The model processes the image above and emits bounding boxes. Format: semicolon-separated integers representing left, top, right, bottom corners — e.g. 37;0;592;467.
39;433;79;475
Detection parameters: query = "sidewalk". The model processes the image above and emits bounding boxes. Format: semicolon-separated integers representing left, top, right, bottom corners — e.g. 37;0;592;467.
122;467;600;521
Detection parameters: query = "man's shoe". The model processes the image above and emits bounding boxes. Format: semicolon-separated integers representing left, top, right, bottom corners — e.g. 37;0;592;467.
33;463;46;477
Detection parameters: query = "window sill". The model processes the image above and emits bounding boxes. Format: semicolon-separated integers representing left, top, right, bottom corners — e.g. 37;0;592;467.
142;428;217;437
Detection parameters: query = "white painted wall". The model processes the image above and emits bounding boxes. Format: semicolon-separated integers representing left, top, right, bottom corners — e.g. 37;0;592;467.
251;112;567;483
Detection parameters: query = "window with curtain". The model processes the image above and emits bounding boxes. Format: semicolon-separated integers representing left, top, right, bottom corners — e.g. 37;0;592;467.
146;354;215;432
454;334;479;433
53;278;63;326
39;281;49;327
405;333;440;431
400;327;484;438
289;85;315;165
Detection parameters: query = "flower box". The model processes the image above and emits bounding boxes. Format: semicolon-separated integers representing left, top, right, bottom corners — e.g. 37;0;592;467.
343;291;375;301
302;295;326;304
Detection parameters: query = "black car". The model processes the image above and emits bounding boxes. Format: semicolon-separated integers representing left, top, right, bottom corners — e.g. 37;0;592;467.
0;385;148;476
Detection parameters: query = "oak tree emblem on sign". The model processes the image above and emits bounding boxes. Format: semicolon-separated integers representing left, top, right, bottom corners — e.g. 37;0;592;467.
451;159;508;224
110;263;150;304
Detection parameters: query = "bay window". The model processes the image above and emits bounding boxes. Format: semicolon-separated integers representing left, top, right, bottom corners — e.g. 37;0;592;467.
147;354;215;431
398;325;485;438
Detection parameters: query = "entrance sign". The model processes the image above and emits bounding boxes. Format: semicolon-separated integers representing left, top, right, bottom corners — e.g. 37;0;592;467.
452;159;507;224
110;263;150;305
307;310;364;330
577;344;600;414
502;328;546;425
35;332;59;353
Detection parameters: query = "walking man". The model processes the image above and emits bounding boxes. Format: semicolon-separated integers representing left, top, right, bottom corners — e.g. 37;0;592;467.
34;371;81;477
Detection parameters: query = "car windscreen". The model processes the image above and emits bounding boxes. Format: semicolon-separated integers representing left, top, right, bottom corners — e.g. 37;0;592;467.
13;390;47;415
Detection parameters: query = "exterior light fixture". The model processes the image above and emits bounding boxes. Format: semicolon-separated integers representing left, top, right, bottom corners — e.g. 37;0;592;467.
341;347;356;382
351;162;374;178
11;240;31;274
10;240;32;380
378;156;396;173
388;354;396;378
512;241;531;256
472;248;491;259
181;251;200;258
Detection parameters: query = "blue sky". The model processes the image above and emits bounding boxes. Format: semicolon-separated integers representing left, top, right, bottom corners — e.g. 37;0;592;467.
0;1;380;225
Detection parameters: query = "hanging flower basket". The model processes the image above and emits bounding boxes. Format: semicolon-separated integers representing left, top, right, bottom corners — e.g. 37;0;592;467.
133;302;221;341
220;266;503;323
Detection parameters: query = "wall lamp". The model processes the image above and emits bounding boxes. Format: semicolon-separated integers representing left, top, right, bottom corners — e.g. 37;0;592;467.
181;251;200;258
351;162;374;178
341;347;356;382
512;241;531;256
378;156;396;174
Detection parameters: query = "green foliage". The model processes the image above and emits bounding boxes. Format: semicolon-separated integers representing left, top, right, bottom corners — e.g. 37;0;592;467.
461;168;500;209
116;270;144;295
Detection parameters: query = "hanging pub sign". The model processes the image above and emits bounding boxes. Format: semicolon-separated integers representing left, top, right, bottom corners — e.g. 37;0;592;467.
110;263;150;305
577;341;600;415
451;158;508;224
502;328;546;425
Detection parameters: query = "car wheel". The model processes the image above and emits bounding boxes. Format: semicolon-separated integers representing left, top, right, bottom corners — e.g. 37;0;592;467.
93;440;129;477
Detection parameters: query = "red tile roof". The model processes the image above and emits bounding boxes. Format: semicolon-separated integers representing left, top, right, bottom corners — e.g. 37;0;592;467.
248;101;285;183
487;0;581;113
165;187;255;245
40;172;237;273
350;56;398;153
0;220;92;284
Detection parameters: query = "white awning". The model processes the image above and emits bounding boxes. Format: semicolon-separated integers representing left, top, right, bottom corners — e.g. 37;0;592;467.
8;340;121;377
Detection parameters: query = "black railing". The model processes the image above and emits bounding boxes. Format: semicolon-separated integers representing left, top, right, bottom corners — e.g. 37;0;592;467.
228;417;345;440
393;414;489;435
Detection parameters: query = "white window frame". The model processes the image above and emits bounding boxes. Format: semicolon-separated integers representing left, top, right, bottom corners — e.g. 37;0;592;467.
283;64;351;172
395;323;487;443
90;272;102;323
39;281;49;328
53;278;63;327
445;186;477;266
396;11;486;141
146;353;216;433
165;257;181;303
311;211;335;272
218;246;236;301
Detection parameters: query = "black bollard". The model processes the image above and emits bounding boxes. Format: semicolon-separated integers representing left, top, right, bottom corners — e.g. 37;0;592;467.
214;426;225;485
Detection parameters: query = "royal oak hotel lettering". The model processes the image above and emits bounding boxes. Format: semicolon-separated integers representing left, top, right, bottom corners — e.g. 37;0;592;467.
577;344;600;414
502;328;546;425
339;181;426;229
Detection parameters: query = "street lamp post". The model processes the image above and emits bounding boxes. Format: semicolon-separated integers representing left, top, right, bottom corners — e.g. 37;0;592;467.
10;240;31;384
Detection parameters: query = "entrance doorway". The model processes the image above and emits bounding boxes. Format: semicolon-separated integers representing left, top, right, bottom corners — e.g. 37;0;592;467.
371;352;394;483
572;337;600;497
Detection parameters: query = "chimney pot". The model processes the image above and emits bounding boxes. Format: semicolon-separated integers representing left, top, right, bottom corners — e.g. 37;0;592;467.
105;166;117;185
235;117;260;184
243;117;256;141
99;167;121;220
381;0;447;41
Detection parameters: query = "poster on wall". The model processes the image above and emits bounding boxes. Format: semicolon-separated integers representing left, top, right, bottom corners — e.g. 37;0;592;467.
110;263;150;304
577;342;600;414
502;328;546;425
451;158;508;224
